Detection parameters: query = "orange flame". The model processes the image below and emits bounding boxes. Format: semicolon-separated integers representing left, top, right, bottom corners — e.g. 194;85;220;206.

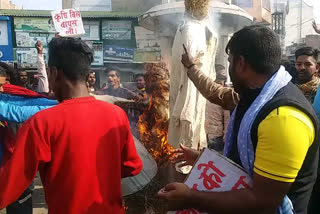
137;62;174;162
137;101;174;161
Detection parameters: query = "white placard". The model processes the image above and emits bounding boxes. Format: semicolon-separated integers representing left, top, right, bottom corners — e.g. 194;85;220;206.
0;21;8;46
51;9;85;37
168;149;253;214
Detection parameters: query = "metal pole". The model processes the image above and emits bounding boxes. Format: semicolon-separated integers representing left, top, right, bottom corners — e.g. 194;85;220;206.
299;0;302;40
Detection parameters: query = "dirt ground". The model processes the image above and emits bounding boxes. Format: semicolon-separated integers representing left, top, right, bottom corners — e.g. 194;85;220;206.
0;163;185;214
0;175;48;214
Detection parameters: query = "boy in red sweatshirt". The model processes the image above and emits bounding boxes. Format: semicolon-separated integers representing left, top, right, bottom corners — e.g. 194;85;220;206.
0;37;143;214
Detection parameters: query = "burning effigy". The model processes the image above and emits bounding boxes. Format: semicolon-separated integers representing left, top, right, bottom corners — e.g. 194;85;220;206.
137;62;173;162
122;0;218;210
117;0;218;211
122;62;186;214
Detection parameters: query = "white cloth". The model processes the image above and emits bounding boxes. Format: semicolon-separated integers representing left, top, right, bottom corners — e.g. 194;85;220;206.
168;17;217;150
36;54;49;93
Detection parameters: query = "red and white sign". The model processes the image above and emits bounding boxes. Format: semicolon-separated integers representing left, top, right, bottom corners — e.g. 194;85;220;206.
168;149;253;214
51;9;85;37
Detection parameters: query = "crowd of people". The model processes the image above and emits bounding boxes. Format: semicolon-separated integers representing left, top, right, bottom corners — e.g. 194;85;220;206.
0;19;319;214
161;25;320;214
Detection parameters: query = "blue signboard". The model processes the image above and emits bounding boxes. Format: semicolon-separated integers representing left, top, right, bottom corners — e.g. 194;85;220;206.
104;45;134;62
0;16;14;62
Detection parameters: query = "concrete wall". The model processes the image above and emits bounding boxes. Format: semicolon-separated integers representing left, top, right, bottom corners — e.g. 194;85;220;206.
111;0;161;12
0;0;19;9
63;0;161;12
285;1;315;46
233;0;271;23
305;35;320;50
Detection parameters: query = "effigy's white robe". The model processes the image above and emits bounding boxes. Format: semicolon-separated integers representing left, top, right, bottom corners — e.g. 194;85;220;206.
168;16;217;150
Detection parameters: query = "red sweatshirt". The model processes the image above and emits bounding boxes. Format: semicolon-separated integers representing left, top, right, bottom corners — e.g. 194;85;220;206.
0;97;143;214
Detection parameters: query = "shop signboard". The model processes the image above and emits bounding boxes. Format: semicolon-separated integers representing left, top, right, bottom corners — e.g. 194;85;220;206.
16;32;55;47
102;21;132;40
134;51;161;63
104;45;134;62
14;17;56;32
0;17;14;61
92;41;104;66
16;48;48;68
0;20;9;46
82;20;100;41
135;26;160;52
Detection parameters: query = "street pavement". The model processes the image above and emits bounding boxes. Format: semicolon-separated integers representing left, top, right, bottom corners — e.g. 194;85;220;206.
0;174;48;214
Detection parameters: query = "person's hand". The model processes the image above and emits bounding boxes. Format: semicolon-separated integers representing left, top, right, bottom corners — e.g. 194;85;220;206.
181;44;204;70
35;41;43;54
134;94;148;102
86;82;90;93
181;44;196;69
158;183;194;211
158;182;192;202
312;21;320;34
170;144;200;168
134;95;142;102
123;88;138;100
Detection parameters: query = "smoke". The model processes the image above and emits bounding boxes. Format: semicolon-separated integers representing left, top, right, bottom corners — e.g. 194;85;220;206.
209;8;223;35
144;1;225;38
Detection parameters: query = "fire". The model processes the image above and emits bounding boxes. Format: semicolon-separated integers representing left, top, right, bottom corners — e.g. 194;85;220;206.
137;62;174;162
137;95;174;161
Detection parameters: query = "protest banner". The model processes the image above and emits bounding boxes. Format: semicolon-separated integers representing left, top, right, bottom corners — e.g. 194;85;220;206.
51;9;85;37
167;149;253;214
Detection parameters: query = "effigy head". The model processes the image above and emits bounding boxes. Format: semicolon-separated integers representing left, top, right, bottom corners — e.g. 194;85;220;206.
144;62;170;95
185;0;210;20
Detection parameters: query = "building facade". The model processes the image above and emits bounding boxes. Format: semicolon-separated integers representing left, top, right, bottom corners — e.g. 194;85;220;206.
63;0;112;11
285;0;315;47
305;35;320;50
0;9;161;87
0;0;20;9
232;0;272;24
62;0;161;12
0;16;14;61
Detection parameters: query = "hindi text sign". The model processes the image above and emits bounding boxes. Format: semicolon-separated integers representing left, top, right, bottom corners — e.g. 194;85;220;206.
168;149;253;214
51;9;85;37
